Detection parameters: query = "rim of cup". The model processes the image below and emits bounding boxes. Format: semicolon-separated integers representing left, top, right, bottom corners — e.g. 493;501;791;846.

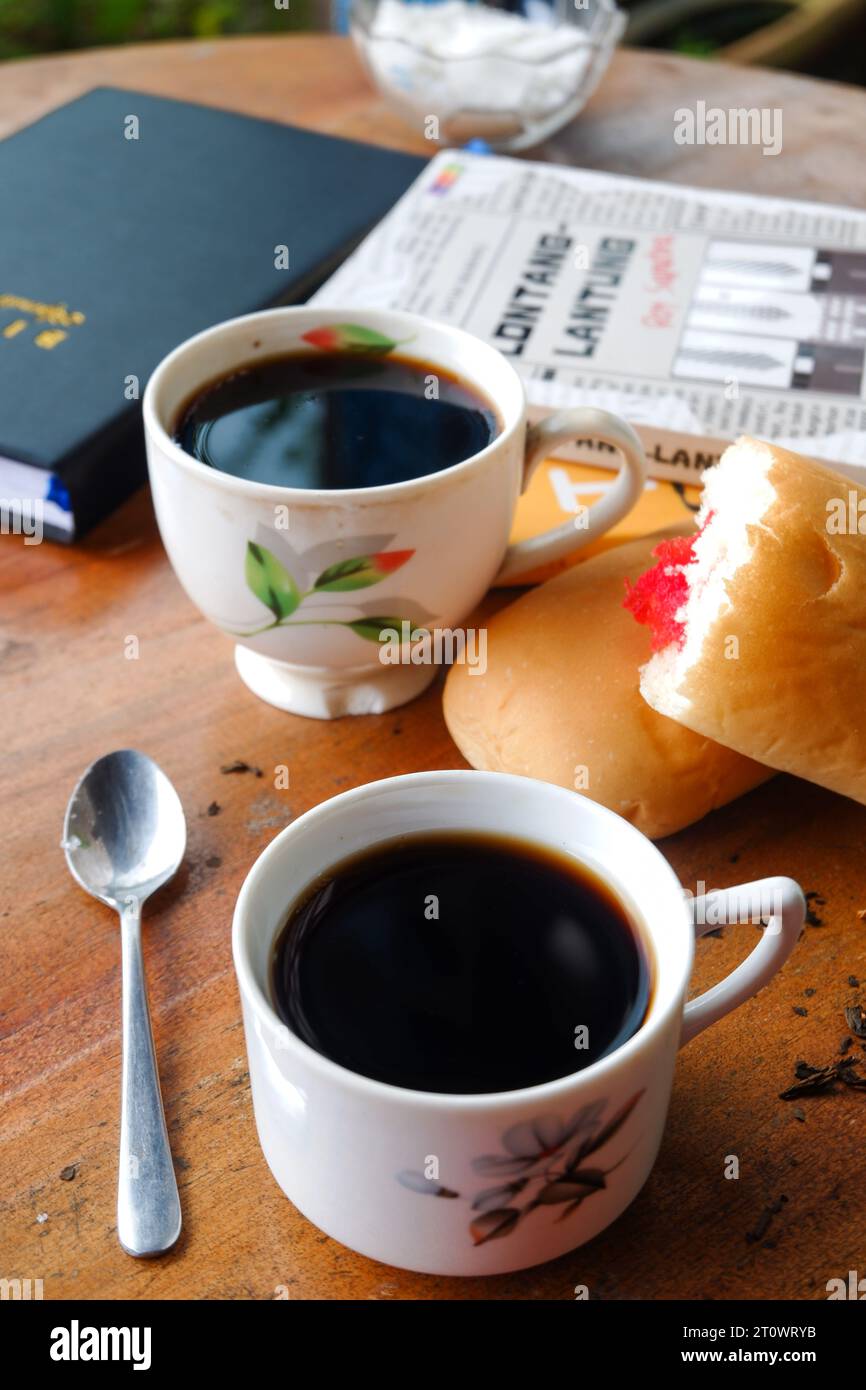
231;770;693;1114
142;306;526;505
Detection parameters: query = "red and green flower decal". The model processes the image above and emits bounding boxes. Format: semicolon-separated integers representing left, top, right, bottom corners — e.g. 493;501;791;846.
311;550;415;591
236;539;417;643
301;323;408;355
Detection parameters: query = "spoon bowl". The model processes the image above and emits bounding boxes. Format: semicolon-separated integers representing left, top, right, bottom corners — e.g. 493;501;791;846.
64;749;186;909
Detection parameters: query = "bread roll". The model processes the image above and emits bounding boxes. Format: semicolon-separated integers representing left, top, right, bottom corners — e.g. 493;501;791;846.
443;529;771;838
630;437;866;805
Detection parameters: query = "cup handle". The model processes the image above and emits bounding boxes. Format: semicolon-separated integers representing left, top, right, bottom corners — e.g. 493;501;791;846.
680;877;805;1046
494;407;647;584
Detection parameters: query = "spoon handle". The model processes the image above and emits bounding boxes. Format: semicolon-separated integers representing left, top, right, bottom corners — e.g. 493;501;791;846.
117;897;182;1257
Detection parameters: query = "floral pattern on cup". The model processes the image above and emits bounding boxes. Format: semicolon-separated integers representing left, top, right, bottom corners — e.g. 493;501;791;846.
397;1090;644;1246
300;323;411;355
226;524;428;643
223;325;418;643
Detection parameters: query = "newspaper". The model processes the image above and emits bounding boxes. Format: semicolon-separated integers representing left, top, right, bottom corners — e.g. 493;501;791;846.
312;149;866;484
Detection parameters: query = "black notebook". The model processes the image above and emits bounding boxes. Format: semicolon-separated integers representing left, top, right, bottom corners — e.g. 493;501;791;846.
0;88;426;541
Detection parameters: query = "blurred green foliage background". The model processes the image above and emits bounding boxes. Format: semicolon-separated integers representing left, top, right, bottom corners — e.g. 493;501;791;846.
2;0;863;88
0;0;318;61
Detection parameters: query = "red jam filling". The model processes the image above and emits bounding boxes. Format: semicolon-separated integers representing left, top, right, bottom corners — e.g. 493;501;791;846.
623;520;710;651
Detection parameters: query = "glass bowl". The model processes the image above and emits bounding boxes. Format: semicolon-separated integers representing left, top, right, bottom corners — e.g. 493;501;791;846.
350;0;625;152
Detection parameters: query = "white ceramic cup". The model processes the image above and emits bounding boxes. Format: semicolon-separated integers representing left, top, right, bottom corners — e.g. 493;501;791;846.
143;306;646;718
232;770;805;1276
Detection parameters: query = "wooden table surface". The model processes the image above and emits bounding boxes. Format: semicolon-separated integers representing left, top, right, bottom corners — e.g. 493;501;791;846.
3;35;866;1303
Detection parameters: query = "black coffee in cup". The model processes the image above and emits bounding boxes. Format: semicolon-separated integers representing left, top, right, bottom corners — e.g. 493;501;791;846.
173;350;500;488
270;832;651;1095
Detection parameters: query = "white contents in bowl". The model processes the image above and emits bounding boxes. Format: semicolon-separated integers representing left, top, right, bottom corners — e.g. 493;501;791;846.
356;0;597;140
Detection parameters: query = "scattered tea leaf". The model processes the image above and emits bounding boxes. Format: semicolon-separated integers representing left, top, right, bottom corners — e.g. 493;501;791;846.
220;761;263;777
780;1066;838;1098
207;801;221;816
804;891;825;927
848;975;860;988
59;1164;78;1182
793;1006;808;1017
844;1004;866;1039
781;1054;864;1099
746;1195;787;1243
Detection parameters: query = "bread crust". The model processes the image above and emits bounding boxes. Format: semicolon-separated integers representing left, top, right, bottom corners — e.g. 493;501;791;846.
443;528;770;838
640;438;866;805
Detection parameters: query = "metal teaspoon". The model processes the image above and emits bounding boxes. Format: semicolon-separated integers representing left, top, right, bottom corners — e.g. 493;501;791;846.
63;749;185;1257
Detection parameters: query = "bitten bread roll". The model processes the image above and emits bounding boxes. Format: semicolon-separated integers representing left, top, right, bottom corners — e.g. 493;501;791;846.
625;436;866;805
443;529;770;838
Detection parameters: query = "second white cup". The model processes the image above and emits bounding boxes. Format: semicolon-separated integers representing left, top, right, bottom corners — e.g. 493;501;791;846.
143;306;646;718
232;770;805;1275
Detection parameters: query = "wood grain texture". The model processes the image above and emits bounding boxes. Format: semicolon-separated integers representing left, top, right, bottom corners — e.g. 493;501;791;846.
1;36;866;1302
1;35;866;203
